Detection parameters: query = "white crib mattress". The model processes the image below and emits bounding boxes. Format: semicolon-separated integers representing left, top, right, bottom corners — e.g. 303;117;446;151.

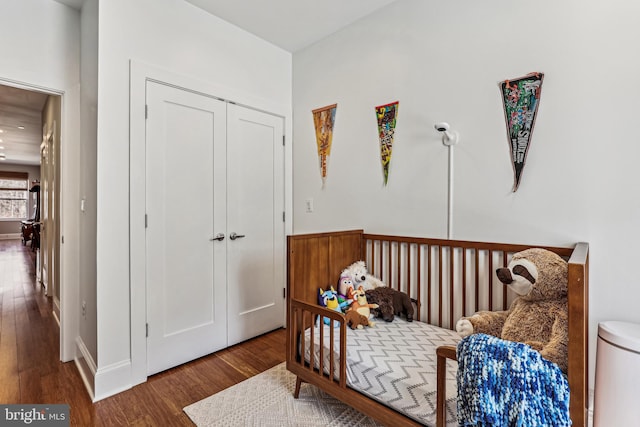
304;318;461;426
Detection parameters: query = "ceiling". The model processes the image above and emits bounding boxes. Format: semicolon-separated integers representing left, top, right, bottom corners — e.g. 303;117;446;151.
183;0;401;52
53;0;400;52
53;0;84;9
0;85;47;166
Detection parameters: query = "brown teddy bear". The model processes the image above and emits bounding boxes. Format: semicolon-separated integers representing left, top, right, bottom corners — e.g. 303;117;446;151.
345;309;372;329
365;287;414;322
455;248;568;372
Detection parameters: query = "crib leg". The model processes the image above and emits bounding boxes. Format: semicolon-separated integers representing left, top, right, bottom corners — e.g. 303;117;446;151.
294;376;303;398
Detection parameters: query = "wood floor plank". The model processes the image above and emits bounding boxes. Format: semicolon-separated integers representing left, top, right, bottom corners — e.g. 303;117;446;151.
18;366;42;403
0;239;287;426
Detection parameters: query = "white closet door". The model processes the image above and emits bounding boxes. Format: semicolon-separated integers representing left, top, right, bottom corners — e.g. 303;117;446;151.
226;104;285;346
145;81;227;375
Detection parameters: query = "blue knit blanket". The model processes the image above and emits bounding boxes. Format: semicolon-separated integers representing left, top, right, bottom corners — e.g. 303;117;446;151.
456;334;570;427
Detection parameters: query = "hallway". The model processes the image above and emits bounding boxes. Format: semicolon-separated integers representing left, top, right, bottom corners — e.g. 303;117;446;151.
0;239;94;420
0;239;286;426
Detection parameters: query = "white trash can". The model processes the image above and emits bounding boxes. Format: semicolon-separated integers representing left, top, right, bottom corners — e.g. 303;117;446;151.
593;321;640;427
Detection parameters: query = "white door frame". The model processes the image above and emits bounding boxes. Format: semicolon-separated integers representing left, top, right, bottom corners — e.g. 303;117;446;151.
129;61;292;385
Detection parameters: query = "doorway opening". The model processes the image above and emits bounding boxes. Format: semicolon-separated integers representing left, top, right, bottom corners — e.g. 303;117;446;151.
0;81;63;354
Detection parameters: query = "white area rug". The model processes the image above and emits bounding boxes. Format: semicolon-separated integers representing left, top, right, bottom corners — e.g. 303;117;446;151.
183;362;384;426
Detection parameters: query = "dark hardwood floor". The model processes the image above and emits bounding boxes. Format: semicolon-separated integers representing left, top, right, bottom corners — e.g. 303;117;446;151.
0;239;286;426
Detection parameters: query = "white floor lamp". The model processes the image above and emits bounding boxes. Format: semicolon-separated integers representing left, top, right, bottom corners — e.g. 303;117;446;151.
434;123;459;239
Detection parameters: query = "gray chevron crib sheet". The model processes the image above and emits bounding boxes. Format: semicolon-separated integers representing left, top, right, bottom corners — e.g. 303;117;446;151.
303;318;461;426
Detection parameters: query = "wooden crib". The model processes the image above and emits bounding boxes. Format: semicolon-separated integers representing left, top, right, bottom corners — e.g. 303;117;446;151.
286;229;589;427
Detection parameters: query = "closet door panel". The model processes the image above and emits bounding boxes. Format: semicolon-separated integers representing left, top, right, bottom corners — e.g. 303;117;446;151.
145;81;227;375
226;104;285;346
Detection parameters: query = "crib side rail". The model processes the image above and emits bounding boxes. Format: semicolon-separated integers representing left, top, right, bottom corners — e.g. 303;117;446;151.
362;234;573;330
568;242;589;427
287;299;348;389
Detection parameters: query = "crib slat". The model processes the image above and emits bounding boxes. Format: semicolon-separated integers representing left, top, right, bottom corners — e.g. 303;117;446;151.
369;240;375;279
502;251;508;310
319;320;324;378
291;308;297;363
309;313;315;374
329;323;335;382
396;242;401;290
388;241;392;287
378;240;385;282
427;245;432;324
488;251;494;311
462;248;467;318
407;243;412;298
438;246;443;327
416;244;421;322
449;247;454;329
474;249;480;312
339;324;347;388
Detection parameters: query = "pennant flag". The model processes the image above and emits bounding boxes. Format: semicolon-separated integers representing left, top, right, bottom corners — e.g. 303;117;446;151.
375;101;399;186
499;72;544;192
312;104;337;187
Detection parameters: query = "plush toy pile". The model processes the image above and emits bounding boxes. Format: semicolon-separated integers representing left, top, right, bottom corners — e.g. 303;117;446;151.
336;261;414;324
318;260;416;329
456;247;569;372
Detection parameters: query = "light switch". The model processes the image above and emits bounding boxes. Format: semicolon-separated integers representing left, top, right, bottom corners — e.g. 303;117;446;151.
305;198;314;213
80;199;86;212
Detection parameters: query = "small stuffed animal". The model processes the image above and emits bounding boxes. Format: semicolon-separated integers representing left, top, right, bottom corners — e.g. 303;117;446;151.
318;287;352;327
342;261;385;291
345;310;371;330
366;287;414;322
455;248;569;372
348;286;379;327
337;275;355;301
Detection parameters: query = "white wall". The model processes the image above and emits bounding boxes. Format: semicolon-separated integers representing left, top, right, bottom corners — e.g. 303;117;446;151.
293;0;640;389
94;0;292;399
78;0;98;377
0;0;81;362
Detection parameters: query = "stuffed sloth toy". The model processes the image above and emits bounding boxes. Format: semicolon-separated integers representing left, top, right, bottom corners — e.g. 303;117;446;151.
455;248;569;372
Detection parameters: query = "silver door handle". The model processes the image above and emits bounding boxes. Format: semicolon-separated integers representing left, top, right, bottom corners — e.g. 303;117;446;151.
210;233;225;241
229;232;245;240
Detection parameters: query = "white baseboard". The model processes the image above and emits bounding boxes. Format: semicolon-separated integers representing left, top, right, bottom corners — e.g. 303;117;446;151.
94;359;133;402
74;336;96;402
75;337;132;403
74;334;134;402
